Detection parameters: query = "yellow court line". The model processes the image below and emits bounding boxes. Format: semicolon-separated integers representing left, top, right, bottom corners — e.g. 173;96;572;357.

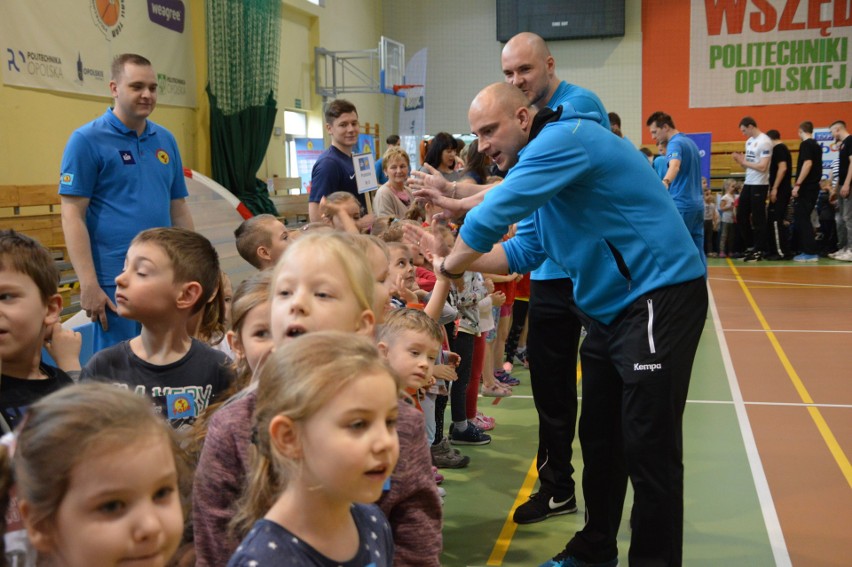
487;458;539;566
487;363;584;565
747;285;838;289
727;259;852;491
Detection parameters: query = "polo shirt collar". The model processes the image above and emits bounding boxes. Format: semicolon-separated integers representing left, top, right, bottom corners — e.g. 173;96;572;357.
105;107;155;139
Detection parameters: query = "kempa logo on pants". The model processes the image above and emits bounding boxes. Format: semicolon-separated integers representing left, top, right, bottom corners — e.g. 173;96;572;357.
634;363;662;372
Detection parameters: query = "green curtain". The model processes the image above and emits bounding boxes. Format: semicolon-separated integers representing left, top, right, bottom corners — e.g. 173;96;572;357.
207;0;281;216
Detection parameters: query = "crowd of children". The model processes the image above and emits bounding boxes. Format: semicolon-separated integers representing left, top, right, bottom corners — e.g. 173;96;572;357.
0;141;540;565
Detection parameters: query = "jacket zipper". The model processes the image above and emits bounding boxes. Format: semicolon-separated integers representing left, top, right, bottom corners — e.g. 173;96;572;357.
646;299;656;354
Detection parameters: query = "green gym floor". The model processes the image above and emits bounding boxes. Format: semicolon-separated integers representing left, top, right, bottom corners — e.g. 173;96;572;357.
440;258;852;567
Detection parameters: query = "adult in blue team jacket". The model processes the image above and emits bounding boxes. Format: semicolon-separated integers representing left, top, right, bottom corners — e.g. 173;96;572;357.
434;83;708;567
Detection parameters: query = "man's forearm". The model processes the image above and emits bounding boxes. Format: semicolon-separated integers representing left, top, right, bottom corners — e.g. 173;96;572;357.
795;161;812;185
444;237;508;276
455;179;496;198
170;198;195;230
662;159;680;188
772;163;787;192
742;157;770;173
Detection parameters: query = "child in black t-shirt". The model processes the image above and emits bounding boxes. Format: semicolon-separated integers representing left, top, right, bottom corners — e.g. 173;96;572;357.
81;228;233;430
0;230;77;432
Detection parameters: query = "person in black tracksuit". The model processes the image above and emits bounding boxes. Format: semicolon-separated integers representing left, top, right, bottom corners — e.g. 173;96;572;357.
765;129;793;260
791;121;823;260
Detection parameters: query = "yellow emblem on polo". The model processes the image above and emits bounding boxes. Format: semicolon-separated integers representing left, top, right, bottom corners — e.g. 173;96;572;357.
157;149;170;164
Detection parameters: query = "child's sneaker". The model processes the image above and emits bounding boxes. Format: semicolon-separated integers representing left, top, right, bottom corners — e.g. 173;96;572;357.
481;383;512;397
432;466;444;485
472;412;495;431
449;422;492;445
514;347;528;365
476;411;495;427
430;437;470;468
496;371;520;386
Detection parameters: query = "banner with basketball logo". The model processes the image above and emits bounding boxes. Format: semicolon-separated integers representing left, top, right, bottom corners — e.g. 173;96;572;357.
0;0;196;107
689;0;852;108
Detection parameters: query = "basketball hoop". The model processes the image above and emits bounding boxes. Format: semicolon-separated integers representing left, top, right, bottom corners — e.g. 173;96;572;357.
392;84;424;96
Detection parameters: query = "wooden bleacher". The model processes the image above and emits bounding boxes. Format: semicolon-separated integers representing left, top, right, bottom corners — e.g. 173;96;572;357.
268;177;310;226
1;178;257;318
0;183;79;317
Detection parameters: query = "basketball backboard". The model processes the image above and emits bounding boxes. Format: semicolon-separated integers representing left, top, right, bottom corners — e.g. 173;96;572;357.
380;36;405;95
314;37;407;99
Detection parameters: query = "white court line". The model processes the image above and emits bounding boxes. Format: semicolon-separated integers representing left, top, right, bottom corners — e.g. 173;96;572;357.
708;276;852;289
723;328;852;334
498;396;852;409
687;399;852;409
708;284;792;566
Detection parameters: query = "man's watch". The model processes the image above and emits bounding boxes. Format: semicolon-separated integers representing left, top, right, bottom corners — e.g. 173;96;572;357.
439;258;465;279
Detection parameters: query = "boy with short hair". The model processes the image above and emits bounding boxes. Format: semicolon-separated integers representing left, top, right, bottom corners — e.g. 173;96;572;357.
82;227;233;429
308;99;365;222
375;307;443;567
0;230;78;430
378;307;443;396
234;214;291;270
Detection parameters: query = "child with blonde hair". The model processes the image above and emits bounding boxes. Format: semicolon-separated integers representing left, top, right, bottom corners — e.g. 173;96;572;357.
224;271;273;389
188;271;274;462
195;233;441;567
229;333;399;566
320;191;363;232
2;384;185;567
194;233;376;566
351;235;393;324
719;178;738;257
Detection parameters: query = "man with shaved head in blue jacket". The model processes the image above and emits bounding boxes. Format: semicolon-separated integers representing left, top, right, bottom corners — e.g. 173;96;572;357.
431;82;707;567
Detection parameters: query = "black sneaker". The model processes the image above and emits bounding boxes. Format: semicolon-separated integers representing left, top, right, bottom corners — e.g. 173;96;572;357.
513;491;578;524
743;250;763;262
449;422;492;445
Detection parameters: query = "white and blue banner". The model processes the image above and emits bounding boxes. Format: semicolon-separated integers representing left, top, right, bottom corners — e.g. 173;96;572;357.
815;127;839;183
685;132;712;183
399;48;427;170
0;0;196;107
295;138;324;194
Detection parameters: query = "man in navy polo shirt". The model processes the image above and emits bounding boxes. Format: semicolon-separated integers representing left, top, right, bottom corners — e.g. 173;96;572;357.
308;99;365;221
59;53;194;351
